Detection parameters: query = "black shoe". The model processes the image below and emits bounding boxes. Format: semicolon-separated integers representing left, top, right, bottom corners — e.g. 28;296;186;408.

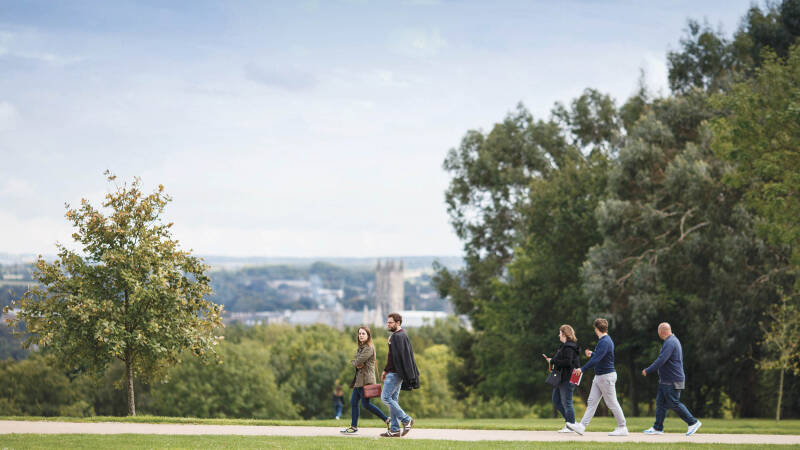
380;430;402;437
402;418;414;436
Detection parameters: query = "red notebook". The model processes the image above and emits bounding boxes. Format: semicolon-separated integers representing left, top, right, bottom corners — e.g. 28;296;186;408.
569;369;582;385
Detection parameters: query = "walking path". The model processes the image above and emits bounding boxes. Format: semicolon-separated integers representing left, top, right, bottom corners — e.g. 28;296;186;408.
2;420;800;445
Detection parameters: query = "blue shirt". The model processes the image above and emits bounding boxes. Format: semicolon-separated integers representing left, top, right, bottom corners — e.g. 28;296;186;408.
644;334;686;383
581;334;615;375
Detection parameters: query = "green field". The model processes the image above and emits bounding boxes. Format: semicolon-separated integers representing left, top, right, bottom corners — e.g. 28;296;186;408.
0;435;794;450
3;416;800;435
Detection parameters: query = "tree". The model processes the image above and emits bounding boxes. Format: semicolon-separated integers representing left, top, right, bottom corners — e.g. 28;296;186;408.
712;45;800;270
759;293;800;420
5;173;223;416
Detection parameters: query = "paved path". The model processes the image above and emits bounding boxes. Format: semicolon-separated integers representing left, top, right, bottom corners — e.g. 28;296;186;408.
2;420;800;445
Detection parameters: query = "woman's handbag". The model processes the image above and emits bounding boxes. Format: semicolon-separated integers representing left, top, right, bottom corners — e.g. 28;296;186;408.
363;383;382;398
362;357;382;398
545;359;561;387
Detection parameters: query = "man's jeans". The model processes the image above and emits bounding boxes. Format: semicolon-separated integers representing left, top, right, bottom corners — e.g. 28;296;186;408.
381;372;411;432
350;386;388;428
552;379;576;423
580;371;626;428
653;383;697;430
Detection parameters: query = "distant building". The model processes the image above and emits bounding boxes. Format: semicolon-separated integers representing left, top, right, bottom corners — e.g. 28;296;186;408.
375;259;404;313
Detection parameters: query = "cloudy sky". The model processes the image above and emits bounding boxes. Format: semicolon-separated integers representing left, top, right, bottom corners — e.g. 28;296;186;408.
0;0;751;258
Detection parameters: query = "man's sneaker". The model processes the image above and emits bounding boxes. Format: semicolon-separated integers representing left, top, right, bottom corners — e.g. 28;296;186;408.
401;418;414;436
565;422;585;435
643;427;664;435
609;426;629;436
380;429;402;437
340;426;358;434
558;425;573;433
686;420;702;436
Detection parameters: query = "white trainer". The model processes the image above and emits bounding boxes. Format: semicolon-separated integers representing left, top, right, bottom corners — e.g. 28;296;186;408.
558;425;573;433
565;422;585;435
609;426;629;436
687;420;702;436
643;427;664;434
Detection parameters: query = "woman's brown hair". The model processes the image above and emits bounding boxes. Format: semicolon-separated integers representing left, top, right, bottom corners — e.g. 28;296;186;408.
559;324;577;342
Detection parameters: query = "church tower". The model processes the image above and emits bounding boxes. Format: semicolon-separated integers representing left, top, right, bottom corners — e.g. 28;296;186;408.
375;259;404;313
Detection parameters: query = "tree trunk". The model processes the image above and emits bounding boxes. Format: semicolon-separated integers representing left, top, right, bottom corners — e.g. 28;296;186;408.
628;357;640;416
776;369;784;421
126;351;136;416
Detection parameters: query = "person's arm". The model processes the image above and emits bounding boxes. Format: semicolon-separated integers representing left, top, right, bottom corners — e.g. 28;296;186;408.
552;348;571;368
645;339;674;375
581;338;609;372
353;346;372;368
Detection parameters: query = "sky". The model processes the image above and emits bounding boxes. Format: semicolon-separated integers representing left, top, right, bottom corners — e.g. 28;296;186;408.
0;0;753;258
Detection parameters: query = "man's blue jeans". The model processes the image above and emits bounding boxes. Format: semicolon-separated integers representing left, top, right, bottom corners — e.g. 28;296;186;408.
381;372;411;432
350;386;388;428
552;379;576;423
654;383;697;431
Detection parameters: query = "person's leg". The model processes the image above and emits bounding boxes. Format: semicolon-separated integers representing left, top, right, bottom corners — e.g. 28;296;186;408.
390;376;412;426
381;373;409;432
362;394;389;422
579;376;603;428
664;385;697;426
561;381;576;424
653;384;668;431
552;387;566;420
350;388;362;428
598;372;626;428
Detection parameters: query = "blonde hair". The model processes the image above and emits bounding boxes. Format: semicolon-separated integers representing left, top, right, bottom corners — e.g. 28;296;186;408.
560;324;577;342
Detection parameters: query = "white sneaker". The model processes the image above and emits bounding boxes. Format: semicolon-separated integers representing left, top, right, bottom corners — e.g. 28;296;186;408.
687;420;702;436
609;426;628;436
565;422;585;435
643;427;664;434
558;425;573;433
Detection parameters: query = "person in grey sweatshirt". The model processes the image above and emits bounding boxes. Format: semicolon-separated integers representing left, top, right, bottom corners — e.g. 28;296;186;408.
641;322;702;436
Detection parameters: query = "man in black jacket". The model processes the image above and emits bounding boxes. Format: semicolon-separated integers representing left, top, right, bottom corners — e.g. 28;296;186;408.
380;312;419;437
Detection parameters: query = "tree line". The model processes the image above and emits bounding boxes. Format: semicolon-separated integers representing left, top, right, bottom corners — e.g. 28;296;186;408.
433;1;800;419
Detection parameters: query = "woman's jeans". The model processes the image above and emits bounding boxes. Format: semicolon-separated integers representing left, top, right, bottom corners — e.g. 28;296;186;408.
552;379;576;423
334;402;342;418
351;386;388;427
653;383;697;431
381;372;412;432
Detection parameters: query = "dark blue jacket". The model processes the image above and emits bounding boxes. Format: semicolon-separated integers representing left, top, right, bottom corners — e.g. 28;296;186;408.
644;334;686;383
581;334;615;375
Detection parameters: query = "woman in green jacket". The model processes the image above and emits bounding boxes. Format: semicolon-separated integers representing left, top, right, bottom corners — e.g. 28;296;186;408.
340;326;390;434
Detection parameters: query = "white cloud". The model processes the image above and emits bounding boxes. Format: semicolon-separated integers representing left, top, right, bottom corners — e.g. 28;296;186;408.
390;28;447;58
0;101;18;132
642;52;670;97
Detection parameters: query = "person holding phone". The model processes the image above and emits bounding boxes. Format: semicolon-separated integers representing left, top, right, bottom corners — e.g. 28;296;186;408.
543;325;580;432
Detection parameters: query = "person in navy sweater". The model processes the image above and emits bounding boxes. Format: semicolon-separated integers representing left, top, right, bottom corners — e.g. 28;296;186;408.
566;318;628;436
642;323;702;436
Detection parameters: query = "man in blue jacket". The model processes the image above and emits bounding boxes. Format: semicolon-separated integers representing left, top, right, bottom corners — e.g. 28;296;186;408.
642;322;702;436
566;318;628;436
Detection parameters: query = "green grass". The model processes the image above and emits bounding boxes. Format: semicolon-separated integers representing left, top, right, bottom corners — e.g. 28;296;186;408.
0;434;793;450
3;416;800;435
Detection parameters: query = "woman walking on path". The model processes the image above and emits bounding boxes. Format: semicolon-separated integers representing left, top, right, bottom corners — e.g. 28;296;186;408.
340;326;390;434
544;325;580;432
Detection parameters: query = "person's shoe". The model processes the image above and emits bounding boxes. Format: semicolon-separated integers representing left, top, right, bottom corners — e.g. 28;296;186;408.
558;425;573;433
566;422;585;435
686;420;702;436
380;429;402;437
609;426;628;436
401;418;414;436
643;427;664;434
340;426;358;434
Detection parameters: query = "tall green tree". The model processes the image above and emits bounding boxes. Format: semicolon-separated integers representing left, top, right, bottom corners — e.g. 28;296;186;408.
712;45;800;270
5;173;223;416
758;293;800;420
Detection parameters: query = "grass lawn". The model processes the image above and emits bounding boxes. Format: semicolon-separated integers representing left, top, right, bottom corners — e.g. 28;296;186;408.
2;416;800;435
0;434;793;450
